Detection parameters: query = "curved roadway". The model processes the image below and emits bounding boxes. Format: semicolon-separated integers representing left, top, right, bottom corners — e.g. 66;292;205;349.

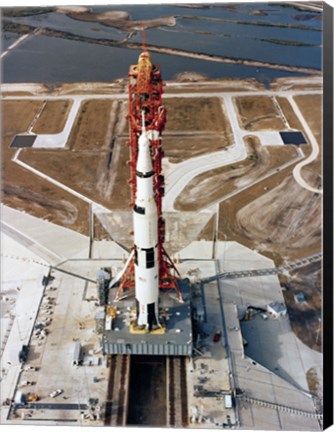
288;95;322;195
7;88;323;214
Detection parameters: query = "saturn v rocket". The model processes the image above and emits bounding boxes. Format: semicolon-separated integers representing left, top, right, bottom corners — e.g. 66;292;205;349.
114;48;182;331
133;114;159;329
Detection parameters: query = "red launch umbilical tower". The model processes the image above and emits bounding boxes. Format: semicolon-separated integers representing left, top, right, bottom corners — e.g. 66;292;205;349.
114;43;182;302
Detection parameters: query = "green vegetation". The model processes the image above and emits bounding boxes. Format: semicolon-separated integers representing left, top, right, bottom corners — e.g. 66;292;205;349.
2;21;33;34
258;37;318;47
248;151;259;161
182;14;321;31
2;7;54;17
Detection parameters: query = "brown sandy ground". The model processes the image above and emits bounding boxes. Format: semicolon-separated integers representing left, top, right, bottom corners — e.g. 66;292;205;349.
18;96;233;212
294;95;322;147
175;136;299;212
306;367;322;401
32;100;73;134
3;92;321;249
209;93;320;264
2;100;89;234
163;97;234;163
197;215;215;242
164;77;266;93
163;135;229;164
20;149;102;199
67;99;127;150
270;76;322;91
234;95;286;131
164;97;228;132
104;137;131;210
276;94;314;161
93;215;112;241
276;96;304;130
19;139;130;212
294;94;322;188
55;81;126;95
218;170;321;265
279;261;321;353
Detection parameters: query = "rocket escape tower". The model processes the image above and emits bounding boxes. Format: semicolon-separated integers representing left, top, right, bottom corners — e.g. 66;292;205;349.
115;36;182;304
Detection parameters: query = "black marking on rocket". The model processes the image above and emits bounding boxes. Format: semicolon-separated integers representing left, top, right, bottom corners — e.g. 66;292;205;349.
136;170;154;178
145;248;155;269
134;205;146;215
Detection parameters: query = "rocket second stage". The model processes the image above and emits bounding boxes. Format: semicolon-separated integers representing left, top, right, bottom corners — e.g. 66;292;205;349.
133;119;160;330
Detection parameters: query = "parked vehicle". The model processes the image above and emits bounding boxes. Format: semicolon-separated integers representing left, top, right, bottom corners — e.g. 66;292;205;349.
49;389;63;398
224;394;233;409
18;345;29;363
213;331;221;342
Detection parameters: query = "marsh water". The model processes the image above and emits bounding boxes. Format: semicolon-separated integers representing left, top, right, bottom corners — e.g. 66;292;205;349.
1;3;322;84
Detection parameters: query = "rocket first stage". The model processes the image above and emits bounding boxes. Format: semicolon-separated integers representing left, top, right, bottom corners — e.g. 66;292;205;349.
133;114;159;330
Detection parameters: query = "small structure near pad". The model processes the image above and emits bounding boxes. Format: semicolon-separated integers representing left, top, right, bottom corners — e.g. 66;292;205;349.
10;134;37;148
279;131;307;145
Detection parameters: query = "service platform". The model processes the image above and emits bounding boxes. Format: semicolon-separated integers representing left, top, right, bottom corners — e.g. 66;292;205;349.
102;280;193;356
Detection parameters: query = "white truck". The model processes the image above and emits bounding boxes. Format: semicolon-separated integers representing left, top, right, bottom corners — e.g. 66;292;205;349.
224;394;233;409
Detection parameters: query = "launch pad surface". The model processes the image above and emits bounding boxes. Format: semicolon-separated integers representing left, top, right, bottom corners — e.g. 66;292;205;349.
103;282;192;356
1;214;322;428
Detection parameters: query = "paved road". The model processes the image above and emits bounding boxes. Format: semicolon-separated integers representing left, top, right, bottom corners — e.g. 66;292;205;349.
6;87;323;215
1;220;62;265
33;99;82;148
163;93;304;211
2;88;322;101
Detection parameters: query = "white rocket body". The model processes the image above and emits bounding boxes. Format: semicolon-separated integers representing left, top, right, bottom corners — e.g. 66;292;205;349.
133;124;159;330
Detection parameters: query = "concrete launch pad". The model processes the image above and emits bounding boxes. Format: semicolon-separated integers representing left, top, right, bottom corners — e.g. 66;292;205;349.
1;206;322;429
103;282;193;356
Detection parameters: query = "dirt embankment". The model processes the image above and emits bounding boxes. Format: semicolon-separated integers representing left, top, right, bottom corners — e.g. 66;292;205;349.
235;172;321;260
57;7;176;30
294;94;322;188
175;136;298;212
280;260;322;352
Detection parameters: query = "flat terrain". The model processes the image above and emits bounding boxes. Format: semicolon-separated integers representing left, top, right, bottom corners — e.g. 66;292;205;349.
163;97;234;163
2;100;89;235
294;94;322;188
218;169;321;265
234;95;286;131
175;136;299;211
2;83;322;259
164;97;227;132
67;99;127;150
32;100;72;134
163;136;229;164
